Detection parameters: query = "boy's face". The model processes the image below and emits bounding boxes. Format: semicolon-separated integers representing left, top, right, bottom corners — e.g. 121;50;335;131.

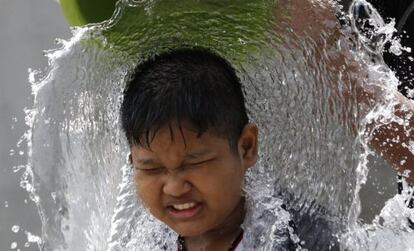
130;123;258;237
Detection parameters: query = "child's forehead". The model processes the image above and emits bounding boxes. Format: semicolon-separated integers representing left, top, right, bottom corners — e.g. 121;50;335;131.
131;125;230;159
145;122;225;145
138;131;226;151
132;145;217;163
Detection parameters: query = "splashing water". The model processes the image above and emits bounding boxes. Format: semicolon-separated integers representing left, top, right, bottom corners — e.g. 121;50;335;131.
21;0;414;250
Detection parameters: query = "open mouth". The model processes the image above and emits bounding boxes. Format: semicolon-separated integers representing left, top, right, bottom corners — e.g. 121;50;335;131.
167;202;203;220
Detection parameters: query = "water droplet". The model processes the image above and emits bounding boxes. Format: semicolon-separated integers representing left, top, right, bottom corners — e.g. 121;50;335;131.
4;201;9;208
25;231;41;244
12;165;25;173
402;141;414;155
11;225;20;233
51;192;57;202
10;242;17;249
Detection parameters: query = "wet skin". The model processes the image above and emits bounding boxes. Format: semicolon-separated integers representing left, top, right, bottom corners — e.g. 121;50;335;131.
130;123;258;250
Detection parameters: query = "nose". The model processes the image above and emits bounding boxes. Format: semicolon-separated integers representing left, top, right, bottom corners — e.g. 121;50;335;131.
162;172;191;197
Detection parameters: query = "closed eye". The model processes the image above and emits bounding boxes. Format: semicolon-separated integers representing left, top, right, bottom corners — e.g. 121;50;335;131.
187;158;216;167
135;166;165;175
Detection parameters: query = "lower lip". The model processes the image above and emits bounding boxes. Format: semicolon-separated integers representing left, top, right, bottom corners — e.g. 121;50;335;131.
167;203;203;220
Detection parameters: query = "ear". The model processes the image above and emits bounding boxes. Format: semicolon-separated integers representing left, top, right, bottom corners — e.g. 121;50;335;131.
238;123;259;170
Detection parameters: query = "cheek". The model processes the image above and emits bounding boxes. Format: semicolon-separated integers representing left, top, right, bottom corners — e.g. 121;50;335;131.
134;174;161;209
193;162;244;207
220;164;245;202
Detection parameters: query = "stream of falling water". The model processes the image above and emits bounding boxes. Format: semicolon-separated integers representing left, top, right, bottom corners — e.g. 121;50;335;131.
19;0;414;250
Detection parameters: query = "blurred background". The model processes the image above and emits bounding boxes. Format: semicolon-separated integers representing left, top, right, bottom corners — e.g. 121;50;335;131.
0;0;69;249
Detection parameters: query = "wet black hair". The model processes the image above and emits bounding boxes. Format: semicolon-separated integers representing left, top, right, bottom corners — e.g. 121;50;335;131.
120;47;249;152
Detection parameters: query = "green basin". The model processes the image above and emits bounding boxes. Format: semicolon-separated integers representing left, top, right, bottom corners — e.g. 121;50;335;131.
59;0;118;26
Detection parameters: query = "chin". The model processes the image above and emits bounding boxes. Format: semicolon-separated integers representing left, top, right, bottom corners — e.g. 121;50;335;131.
171;223;210;237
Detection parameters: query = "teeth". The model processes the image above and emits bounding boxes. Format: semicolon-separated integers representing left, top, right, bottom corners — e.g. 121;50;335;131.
172;202;196;210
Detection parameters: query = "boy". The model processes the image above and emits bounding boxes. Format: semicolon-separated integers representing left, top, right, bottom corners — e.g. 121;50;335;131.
121;48;258;250
120;47;413;250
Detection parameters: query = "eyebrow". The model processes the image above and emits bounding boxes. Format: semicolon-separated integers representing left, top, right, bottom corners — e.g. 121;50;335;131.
136;158;160;166
135;149;213;165
184;149;213;160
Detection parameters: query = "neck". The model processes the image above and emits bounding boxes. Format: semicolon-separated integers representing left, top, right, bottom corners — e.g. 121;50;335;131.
184;198;245;251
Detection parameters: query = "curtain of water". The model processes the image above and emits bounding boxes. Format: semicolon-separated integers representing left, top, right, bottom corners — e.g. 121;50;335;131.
339;0;414;249
22;0;414;250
